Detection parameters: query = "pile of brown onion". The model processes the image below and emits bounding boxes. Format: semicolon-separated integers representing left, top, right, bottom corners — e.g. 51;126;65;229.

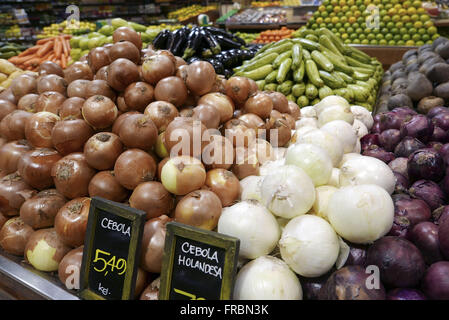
0;26;300;299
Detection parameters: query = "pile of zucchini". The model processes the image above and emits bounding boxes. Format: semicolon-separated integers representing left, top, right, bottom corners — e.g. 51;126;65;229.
152;26;261;78
233;28;384;111
0;42;30;59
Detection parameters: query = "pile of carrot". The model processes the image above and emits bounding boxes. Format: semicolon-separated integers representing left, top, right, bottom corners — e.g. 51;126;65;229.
8;35;71;72
253;27;294;44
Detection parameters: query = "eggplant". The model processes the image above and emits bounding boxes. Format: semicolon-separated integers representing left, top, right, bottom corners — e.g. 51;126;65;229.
201;29;221;55
168;28;184;55
172;29;188;57
152;30;170;49
182;28;203;60
216;35;242;50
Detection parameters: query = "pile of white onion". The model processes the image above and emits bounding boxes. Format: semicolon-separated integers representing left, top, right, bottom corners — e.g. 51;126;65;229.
217;96;396;300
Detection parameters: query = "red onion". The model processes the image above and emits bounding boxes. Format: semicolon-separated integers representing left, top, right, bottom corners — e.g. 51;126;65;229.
389;196;431;238
410;221;443;264
379;129;401;152
394;137;426;158
407;148;445;182
439;216;449;260
387;288;427;300
400;114;434;143
388;157;409;178
360;134;380;151
421;261;449;300
362;146;395;164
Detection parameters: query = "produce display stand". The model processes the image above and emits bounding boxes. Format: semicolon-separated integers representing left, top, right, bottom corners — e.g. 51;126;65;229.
351;45;418;71
178;9;220;25
0;249;79;300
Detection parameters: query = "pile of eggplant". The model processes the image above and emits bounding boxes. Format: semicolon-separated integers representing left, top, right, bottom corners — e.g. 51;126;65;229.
152;26;262;78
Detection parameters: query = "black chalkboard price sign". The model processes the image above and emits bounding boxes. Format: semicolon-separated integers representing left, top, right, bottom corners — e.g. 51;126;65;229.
78;197;145;300
159;222;240;300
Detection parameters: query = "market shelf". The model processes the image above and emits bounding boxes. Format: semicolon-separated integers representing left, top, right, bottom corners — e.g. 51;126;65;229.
350;44;418;71
0;249;79;300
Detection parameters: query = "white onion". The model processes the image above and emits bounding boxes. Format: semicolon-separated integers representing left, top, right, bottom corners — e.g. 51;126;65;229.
233;255;303;300
338;152;363;168
299;106;316;118
296;129;344;167
335;237;350;269
249;139;275;165
314;95;350;116
261;165;315;219
320;120;357;153
326;184;394;244
285;143;333;186
271;147;287;160
295;117;318;130
353;139;361;153
339;156;396;194
239;175;263;202
328;168;340;187
318;104;354;127
218;200;280;259
259;159;285;176
290;126;318;145
352;119;369;139
313;185;338;221
279;215;340;277
350;105;374;130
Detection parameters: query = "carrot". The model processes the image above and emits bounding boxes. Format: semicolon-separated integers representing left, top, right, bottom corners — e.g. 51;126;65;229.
24;57;41;67
60;36;69;57
61;55;67;69
18;46;41;57
37;41;53;58
36;37;56;45
48;53;55;62
54;37;62;59
8;56;20;64
13;54;37;65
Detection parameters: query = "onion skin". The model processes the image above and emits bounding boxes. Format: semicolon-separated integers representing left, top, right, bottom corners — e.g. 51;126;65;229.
54;197;91;247
204;169;240;207
319;265;386;300
129;182;174;220
0;140;33;177
144;101;178;133
114;149;157;190
118;114;158;151
18;148;62;190
24;227;71;272
58;245;83;290
366;236;426;288
51;153;96;200
84;132;123;170
0;88;18;105
82;95;118;130
20;189;66;229
421;261;449;300
88;171;128;203
0;110;32;141
287;101;301;120
25;112;60;148
124;82;154;113
0;172;36;216
174;190;222;231
0;217;34;255
140;215;172;273
161;156;206;195
51;119;94;156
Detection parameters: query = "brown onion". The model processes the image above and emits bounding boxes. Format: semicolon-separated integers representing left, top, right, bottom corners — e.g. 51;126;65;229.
84;132;123;170
116;93;130;112
37;74;67;96
223;118;256;148
64;62;94;84
198;92;234;124
87;46;111;74
88;171;128;202
267;91;289;113
25;112;60;148
109;41;140;64
0;88;18;104
0;99;16;121
179;107;194;117
67;80;90;99
204;169;239;207
10;74;37;99
287;100;301;120
157;157;169;181
161;156;206;195
39;61;64;77
18;148;61;190
268;118;291;147
249;138;275;165
174;190;222;230
192;104;220;129
51;153;96;199
140;277;160;300
107;58;140;92
82;95;118;129
0;213;6;230
85;79;116;101
0;217;34;255
201;134;234;170
54;197;91;247
210;75;227;94
225;76;252;104
244;92;273;119
113;27;143;51
51;119;94;156
175;56;187;69
281;113;296;130
17;94;38;113
58;245;83;290
182;93;199;109
130;182;174;220
0;140;33;176
0;172;36;216
141;54;175;86
164;117;208;158
59;97;85;120
124;82;154;112
185;61;216;96
20;189;66;229
111;111;140;135
118;114;158;150
232;147;260;180
154;76;188;108
114;149;157;190
238;113;266;138
0;110;32;141
35;91;66;115
144;101;178;133
95;65;109;81
247;79;259;96
140;215;172;273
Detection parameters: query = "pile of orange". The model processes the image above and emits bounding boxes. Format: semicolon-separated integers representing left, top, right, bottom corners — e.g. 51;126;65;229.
253;27;294;44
